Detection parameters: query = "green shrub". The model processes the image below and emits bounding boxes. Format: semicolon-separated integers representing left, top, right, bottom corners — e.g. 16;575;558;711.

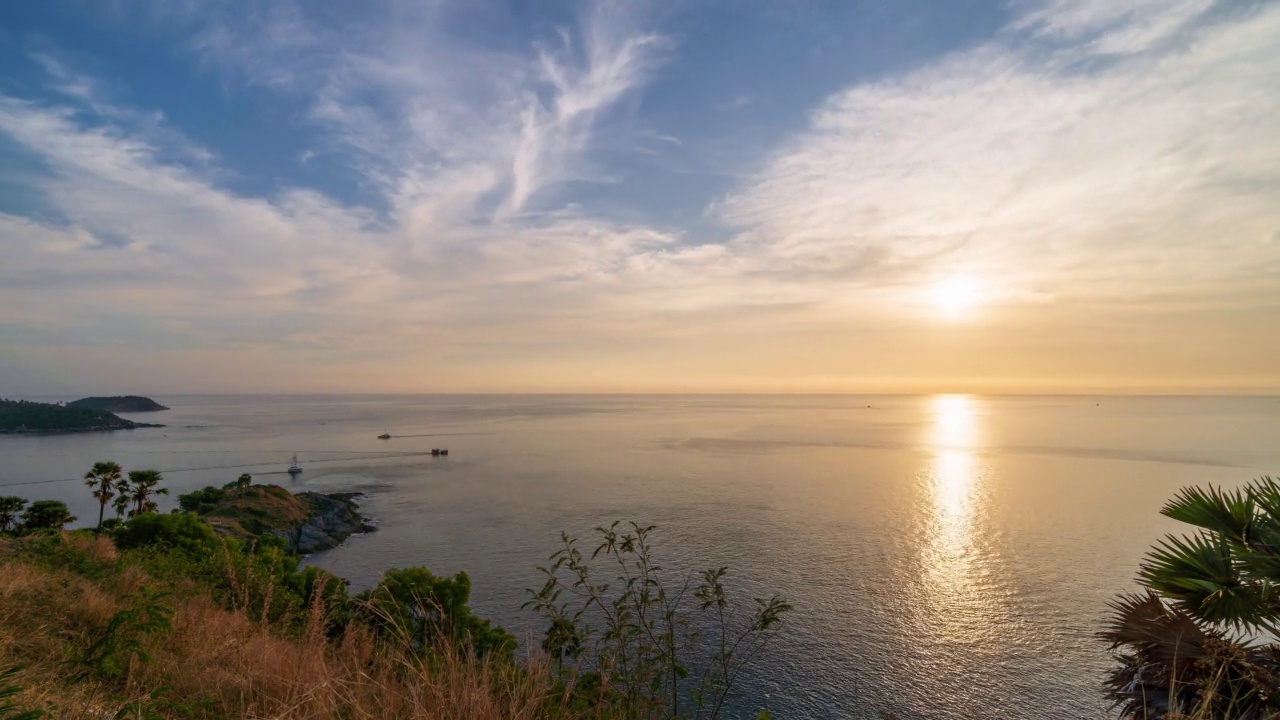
113;513;221;558
357;567;515;658
18;501;75;533
176;486;226;514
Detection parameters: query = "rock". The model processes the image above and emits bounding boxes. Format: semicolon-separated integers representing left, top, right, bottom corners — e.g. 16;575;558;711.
289;491;376;554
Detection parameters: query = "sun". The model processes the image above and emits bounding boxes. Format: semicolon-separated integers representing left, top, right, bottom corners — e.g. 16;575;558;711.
930;276;981;320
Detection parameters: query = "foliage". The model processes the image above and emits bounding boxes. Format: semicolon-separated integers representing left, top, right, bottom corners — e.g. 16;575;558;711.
235;473;253;495
124;470;168;517
71;587;174;684
0;398;140;433
85;461;124;537
14;532;118;582
0;498;26;535
1105;476;1280;718
18;501;75;533
0;666;46;720
358;567;516;658
525;521;791;719
178;486;228;514
113;512;222;558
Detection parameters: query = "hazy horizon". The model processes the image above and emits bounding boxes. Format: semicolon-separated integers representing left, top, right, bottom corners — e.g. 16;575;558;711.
2;1;1278;394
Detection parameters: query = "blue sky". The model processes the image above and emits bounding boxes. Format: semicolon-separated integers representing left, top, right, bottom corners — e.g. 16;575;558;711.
1;0;1278;393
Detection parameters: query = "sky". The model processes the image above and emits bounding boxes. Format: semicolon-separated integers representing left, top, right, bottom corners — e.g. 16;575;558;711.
1;0;1278;395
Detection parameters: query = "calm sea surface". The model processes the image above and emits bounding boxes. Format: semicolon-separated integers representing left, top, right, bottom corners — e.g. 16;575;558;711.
3;394;1279;718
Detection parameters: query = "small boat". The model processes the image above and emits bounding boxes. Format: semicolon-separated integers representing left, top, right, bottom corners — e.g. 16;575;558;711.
431;448;441;456
377;432;391;439
287;454;303;476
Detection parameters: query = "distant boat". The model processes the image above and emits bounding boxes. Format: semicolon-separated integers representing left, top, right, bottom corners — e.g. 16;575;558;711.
287;454;303;476
377;432;391;439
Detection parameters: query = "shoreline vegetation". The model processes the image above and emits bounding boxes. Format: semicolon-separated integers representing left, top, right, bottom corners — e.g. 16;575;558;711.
0;461;792;719
0;399;164;435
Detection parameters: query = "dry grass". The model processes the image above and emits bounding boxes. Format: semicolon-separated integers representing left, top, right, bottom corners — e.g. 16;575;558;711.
0;534;583;720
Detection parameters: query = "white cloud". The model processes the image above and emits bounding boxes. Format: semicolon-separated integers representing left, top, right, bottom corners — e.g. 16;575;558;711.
716;0;1280;313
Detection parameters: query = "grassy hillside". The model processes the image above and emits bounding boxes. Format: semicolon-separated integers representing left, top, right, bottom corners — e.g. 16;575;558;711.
0;533;558;720
185;484;310;540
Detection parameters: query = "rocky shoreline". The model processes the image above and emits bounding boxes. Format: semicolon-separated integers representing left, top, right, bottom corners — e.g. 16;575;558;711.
282;491;377;554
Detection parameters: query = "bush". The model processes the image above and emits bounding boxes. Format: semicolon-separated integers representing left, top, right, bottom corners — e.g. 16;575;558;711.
526;522;791;719
18;501;75;534
176;486;226;514
113;513;221;557
357;567;515;658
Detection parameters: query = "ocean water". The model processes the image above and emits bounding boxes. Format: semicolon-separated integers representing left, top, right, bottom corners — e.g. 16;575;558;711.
3;394;1279;718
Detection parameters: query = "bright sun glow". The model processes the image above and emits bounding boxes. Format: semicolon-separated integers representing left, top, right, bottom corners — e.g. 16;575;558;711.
930;276;981;320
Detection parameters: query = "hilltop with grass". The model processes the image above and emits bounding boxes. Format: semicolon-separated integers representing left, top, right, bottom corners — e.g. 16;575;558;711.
179;478;374;554
0;399;164;434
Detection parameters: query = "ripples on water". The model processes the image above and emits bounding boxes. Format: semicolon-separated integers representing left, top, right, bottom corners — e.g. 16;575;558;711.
4;394;1279;719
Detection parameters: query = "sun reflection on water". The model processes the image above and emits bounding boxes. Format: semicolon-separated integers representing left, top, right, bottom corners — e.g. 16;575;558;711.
919;394;1003;651
930;394;978;559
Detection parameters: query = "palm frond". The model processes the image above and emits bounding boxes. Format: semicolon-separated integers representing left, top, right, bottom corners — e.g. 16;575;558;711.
1137;532;1272;629
1161;484;1254;545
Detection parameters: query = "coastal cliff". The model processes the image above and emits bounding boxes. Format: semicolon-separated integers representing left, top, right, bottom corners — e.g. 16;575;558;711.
180;483;375;554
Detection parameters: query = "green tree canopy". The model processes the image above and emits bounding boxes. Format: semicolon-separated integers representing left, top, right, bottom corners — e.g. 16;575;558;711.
84;460;123;537
125;470;168;517
357;567;514;658
113;512;222;558
20;500;76;533
0;497;26;534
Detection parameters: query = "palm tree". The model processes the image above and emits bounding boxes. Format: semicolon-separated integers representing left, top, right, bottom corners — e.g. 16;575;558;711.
83;461;122;537
0;496;26;534
112;484;131;517
125;470;168;517
1104;476;1280;718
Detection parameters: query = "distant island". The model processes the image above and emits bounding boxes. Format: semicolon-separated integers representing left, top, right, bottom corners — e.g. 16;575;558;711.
0;398;165;434
66;395;169;412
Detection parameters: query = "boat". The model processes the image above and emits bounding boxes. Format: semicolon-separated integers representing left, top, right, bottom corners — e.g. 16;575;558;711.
287;454;303;476
377;432;391;439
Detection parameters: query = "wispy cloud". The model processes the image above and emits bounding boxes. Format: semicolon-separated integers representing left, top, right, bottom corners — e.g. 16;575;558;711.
717;0;1280;313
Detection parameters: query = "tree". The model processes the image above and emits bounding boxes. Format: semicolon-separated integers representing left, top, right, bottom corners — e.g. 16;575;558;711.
1103;476;1280;718
112;491;130;521
0;497;26;534
125;470;168;517
235;473;253;496
357;567;515;658
84;460;123;537
19;500;76;533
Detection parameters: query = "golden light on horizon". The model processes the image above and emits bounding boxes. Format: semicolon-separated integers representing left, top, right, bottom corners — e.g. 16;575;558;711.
930;276;982;321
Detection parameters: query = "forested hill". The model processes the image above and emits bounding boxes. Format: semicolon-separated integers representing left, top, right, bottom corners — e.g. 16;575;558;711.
0;398;164;433
66;395;169;412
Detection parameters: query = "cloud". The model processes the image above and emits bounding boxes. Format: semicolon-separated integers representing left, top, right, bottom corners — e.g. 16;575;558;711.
715;0;1280;314
1;0;1278;392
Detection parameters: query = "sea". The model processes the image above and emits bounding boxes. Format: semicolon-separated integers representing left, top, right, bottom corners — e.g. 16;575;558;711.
3;394;1278;719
